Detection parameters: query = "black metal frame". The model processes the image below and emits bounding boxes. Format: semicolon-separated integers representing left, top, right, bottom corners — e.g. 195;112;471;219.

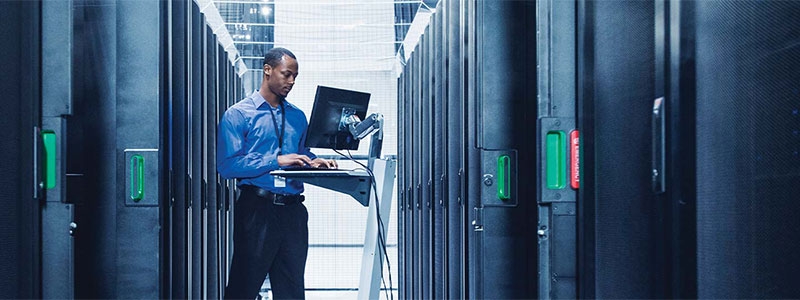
159;1;170;298
659;0;698;298
576;0;595;297
169;0;189;297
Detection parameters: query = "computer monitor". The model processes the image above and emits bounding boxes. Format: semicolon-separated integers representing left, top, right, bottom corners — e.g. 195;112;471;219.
304;85;371;150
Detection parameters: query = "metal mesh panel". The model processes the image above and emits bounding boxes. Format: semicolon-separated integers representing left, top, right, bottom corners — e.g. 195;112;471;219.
695;1;800;298
0;23;23;300
0;1;31;297
591;0;656;298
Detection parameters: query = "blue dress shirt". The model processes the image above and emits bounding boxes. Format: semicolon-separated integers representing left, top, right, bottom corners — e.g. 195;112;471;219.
217;91;316;195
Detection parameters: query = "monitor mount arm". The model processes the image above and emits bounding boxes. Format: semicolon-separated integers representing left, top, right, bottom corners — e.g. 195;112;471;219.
340;108;384;170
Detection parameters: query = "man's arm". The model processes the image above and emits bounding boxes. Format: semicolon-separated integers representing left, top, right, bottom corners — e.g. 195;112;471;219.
216;108;279;179
297;127;317;160
298;126;337;169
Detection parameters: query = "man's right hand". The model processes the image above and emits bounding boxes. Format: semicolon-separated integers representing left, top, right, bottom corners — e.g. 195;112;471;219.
277;153;313;167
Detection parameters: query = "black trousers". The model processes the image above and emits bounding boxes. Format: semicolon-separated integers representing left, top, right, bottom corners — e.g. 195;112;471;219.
224;188;309;300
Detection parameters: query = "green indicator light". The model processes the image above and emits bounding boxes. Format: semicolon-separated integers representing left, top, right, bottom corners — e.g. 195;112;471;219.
546;131;566;189
130;155;145;202
497;155;511;200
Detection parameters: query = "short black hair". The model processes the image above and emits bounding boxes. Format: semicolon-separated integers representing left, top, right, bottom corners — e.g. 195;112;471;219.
263;47;296;67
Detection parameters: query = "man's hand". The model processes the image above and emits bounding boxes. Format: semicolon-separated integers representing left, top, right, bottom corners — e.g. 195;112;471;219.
277;153;313;167
309;158;338;169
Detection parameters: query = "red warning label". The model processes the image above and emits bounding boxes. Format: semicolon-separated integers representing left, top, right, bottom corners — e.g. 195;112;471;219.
570;130;580;189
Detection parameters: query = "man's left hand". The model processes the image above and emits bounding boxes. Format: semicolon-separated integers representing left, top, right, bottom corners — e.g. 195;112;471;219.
310;158;338;169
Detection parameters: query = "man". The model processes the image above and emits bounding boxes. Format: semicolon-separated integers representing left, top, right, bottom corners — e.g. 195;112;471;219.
217;47;337;300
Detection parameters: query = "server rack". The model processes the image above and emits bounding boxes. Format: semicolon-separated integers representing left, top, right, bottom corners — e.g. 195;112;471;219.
473;1;539;298
0;1;42;298
115;0;163;297
41;0;75;297
189;4;203;299
170;1;243;298
421;21;433;300
654;1;696;297
431;7;447;300
216;42;230;300
203;23;220;300
538;0;579;296
412;29;422;300
69;1;118;297
577;0;660;298
2;0;241;298
169;0;190;298
398;0;538;298
396;61;405;300
679;1;800;298
445;0;466;298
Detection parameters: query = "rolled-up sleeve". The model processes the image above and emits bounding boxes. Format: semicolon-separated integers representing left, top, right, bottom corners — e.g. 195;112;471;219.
216;108;279;179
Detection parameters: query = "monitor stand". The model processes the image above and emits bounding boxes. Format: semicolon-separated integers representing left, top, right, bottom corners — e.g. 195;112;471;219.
355;157;395;300
269;131;395;300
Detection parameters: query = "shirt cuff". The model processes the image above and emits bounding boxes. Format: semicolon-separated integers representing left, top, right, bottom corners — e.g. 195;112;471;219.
263;153;278;170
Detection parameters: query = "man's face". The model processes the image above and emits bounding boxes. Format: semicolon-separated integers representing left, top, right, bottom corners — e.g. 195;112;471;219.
265;55;298;99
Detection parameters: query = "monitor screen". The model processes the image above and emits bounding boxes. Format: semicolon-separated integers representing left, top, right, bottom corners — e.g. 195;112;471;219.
304;85;371;150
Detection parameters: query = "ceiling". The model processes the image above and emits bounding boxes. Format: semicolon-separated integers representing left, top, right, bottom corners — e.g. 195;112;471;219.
204;0;438;75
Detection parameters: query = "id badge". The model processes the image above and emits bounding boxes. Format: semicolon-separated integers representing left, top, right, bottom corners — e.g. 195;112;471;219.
274;176;286;188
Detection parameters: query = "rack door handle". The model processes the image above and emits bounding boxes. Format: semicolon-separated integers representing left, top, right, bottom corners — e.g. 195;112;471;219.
42;130;56;189
497;155;511;200
652;97;666;194
130;154;145;201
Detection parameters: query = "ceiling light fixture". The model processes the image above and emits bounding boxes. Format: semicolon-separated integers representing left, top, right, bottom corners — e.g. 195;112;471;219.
261;6;272;16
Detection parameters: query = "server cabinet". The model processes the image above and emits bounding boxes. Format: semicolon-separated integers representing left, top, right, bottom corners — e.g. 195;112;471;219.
41;0;75;298
116;0;164;297
70;1;119;297
420;24;433;300
431;8;447;300
216;43;231;300
537;0;578;297
204;23;220;300
169;0;190;297
677;1;800;298
63;0;167;297
170;3;242;298
576;0;659;298
412;32;422;300
445;1;466;298
0;1;42;298
654;1;696;297
404;56;414;300
189;5;204;299
468;1;538;298
398;0;538;298
398;55;415;300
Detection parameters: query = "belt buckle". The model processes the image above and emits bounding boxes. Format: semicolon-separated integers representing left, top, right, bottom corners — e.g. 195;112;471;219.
272;194;286;206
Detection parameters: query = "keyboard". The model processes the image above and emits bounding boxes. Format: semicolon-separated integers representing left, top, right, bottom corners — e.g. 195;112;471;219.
281;166;352;172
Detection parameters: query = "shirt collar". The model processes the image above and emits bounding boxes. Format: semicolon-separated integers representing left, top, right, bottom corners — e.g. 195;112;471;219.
251;90;290;111
250;91;267;109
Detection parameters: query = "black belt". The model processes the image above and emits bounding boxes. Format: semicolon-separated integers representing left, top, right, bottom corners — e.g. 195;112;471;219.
240;185;305;206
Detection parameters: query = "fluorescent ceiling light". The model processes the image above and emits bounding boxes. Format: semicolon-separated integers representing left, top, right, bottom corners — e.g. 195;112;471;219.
261;6;272;16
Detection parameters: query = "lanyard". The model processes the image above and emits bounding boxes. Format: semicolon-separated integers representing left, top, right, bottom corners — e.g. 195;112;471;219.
267;101;286;154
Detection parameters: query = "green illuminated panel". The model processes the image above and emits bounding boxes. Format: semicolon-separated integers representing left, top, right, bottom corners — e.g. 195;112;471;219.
42;130;56;189
497;155;511;200
130;155;144;202
546;131;566;189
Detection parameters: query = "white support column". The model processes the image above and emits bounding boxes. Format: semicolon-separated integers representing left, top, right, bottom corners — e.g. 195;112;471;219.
357;158;397;300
